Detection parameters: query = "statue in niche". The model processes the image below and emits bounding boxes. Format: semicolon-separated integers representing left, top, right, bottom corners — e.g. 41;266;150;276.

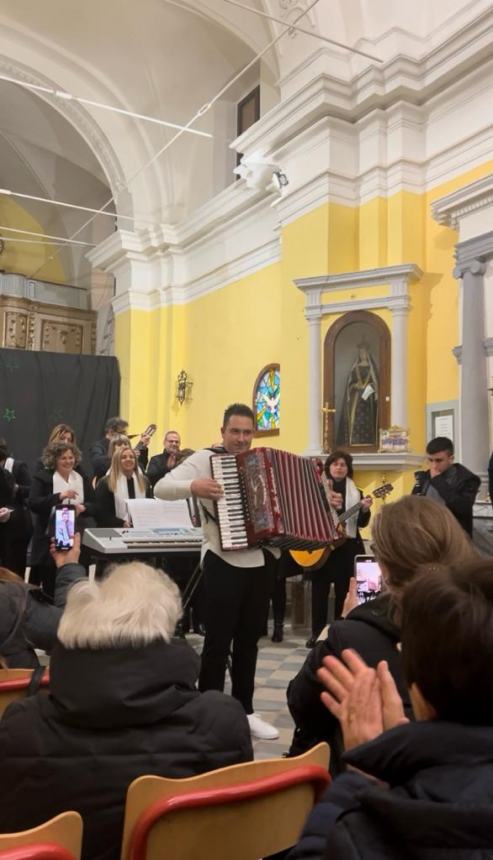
337;339;379;446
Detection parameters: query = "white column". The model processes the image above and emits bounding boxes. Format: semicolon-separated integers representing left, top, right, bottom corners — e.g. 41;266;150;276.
306;312;322;454
390;302;409;428
453;255;488;477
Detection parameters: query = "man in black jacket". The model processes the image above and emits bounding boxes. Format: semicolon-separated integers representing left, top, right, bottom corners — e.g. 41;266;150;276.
412;436;480;534
146;429;181;488
90;416;150;480
288;558;493;860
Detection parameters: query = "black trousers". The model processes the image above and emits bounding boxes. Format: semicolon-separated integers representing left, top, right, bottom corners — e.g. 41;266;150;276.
310;538;362;637
198;550;276;713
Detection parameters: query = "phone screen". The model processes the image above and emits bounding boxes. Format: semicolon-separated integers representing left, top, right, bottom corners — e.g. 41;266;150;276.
54;506;75;551
354;556;382;605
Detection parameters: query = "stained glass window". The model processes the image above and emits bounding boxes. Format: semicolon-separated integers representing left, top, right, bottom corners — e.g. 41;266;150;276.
253;364;280;434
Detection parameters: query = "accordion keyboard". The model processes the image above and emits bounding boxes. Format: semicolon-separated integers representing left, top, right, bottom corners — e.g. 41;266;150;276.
211;454;249;550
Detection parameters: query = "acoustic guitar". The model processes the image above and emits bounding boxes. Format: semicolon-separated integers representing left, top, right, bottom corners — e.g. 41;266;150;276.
289;482;393;571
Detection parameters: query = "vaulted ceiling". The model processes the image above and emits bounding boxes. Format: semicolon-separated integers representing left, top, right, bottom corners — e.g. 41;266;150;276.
0;0;488;285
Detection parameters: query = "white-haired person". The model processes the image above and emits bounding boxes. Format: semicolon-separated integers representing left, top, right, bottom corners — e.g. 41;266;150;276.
0;561;253;860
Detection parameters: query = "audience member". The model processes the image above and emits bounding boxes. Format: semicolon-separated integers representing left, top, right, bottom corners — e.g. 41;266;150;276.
287;495;477;773
412;436;480;534
146;429;181;488
94;446;152;527
90;416;150;480
306;450;372;648
0;562;252;860
0;535;85;667
288;557;493;859
29;442;95;596
0;439;32;575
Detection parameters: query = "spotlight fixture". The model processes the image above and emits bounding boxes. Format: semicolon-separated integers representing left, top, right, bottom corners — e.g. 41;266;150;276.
176;370;193;406
272;169;289;190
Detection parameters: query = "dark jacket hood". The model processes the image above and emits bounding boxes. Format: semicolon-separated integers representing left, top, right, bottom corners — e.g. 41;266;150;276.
48;638;200;729
345;593;399;641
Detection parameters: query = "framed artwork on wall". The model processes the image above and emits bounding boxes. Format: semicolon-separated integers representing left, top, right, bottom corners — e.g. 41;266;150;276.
253;363;280;436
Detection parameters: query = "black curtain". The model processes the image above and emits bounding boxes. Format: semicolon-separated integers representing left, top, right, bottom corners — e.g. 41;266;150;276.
0;349;120;474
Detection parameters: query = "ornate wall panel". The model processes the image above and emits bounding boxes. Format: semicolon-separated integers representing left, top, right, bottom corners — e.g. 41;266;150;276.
0;296;96;354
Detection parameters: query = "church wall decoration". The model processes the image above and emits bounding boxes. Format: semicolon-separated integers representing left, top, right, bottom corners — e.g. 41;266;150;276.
253;363;280;436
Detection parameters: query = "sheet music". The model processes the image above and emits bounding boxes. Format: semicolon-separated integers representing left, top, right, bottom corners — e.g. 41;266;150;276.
126;498;192;529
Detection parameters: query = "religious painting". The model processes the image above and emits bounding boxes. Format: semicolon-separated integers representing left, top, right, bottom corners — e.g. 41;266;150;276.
253;363;280;436
323;312;390;453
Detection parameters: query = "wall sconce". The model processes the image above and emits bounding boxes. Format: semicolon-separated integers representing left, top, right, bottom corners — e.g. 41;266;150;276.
176;369;193;406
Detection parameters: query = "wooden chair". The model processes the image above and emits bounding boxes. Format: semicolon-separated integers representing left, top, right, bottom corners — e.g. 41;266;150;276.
121;742;330;860
0;811;83;860
0;669;49;718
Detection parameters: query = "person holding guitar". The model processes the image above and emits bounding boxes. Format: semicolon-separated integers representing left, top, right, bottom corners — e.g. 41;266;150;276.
306;450;373;648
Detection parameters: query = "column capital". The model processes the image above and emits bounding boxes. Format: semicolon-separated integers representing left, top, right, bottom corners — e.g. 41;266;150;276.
453;258;486;279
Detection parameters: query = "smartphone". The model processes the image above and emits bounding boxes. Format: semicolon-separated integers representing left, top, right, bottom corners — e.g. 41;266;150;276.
354;555;382;605
53;505;76;551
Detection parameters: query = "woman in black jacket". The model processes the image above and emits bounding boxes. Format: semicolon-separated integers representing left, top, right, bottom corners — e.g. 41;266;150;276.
29;442;95;596
306;450;372;648
287;495;478;774
95;446;152;527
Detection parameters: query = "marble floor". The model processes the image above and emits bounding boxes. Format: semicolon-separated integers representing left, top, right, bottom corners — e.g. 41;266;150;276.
188;627;309;760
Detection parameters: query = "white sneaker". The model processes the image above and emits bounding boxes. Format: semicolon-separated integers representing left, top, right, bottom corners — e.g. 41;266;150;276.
247;712;280;740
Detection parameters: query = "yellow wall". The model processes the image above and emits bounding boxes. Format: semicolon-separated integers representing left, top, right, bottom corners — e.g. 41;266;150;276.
0;197;66;283
114;159;493;477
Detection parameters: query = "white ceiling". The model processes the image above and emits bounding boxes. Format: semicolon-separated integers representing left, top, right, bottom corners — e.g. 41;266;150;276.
0;0;488;285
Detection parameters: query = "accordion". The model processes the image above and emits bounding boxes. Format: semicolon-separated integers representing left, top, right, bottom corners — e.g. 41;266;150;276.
210;447;337;551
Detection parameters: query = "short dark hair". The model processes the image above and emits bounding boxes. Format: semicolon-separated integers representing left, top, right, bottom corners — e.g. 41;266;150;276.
105;416;128;434
222;403;254;428
401;559;493;724
324;450;354;479
426;436;454;456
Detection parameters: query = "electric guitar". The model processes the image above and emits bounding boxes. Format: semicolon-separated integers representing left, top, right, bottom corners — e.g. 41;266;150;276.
289;482;393;570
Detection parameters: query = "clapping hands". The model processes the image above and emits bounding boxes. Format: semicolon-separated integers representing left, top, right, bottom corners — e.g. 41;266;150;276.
317;649;409;751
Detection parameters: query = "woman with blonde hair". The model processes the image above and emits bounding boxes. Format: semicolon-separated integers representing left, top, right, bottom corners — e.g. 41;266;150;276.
94;446;152;527
287;495;479;773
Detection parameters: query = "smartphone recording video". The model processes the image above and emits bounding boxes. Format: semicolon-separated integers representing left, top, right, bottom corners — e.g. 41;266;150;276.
53;505;75;551
354;555;382;605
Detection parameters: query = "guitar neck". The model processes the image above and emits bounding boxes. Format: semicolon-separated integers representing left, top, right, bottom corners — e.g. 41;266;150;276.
339;500;363;525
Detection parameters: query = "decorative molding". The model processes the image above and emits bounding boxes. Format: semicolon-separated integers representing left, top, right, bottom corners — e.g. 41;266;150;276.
453;340;493;362
295;264;422;295
303;451;426;470
432;174;493;229
454;231;493;269
235;7;493;155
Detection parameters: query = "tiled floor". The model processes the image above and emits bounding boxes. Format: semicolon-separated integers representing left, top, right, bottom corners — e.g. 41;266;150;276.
188;627;309;760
